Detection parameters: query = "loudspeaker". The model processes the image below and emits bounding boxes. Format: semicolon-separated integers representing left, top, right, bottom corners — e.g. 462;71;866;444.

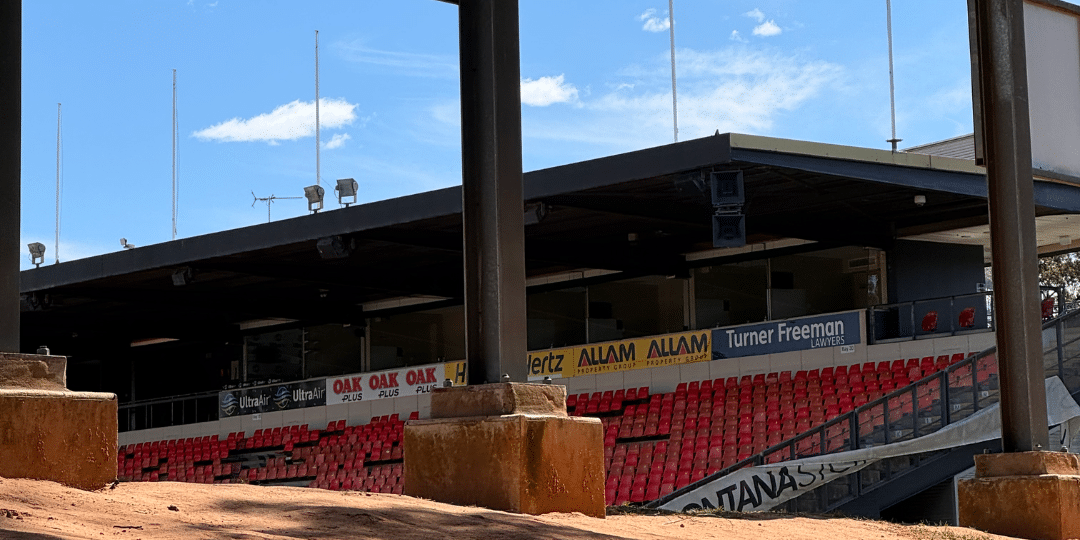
712;214;746;248
710;171;744;206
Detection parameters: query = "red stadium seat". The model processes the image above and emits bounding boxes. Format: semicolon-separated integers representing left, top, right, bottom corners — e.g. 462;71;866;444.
959;307;975;328
921;311;938;332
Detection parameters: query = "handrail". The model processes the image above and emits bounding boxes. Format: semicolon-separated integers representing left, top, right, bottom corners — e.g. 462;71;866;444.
649;307;1080;509
867;291;995;343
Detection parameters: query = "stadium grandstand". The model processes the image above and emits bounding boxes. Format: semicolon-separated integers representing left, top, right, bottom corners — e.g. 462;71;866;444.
18;132;1080;523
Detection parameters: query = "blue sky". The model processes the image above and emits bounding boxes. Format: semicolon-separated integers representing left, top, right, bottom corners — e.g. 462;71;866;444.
19;1;974;269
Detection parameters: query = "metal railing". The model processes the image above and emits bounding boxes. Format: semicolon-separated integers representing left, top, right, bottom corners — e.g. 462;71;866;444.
650;306;1080;512
868;291;995;343
118;390;219;433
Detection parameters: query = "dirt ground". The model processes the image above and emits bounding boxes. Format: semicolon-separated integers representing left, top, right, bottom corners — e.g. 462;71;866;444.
0;477;1020;540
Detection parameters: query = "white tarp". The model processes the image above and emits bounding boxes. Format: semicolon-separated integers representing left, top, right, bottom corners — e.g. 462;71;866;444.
658;376;1080;513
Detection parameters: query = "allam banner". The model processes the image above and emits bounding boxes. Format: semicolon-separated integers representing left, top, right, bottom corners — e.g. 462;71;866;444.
219;378;327;418
526;330;712;381
711;310;862;360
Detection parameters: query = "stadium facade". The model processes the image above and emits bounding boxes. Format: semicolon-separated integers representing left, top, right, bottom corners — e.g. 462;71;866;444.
19;132;1080;522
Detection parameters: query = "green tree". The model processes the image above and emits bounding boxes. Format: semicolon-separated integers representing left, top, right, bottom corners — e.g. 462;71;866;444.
1039;252;1080;301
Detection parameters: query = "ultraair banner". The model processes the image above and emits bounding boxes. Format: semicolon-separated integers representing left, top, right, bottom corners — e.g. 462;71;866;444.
711;311;862;360
325;360;468;405
655;376;1080;513
526;330;711;381
219;379;327;418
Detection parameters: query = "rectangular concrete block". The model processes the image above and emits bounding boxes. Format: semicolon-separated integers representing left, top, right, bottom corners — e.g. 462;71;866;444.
0;389;117;491
430;383;567;418
960;452;1080;540
404;413;605;517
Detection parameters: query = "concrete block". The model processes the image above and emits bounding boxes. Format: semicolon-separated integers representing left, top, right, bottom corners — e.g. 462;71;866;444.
678;361;710;386
959;452;1080;540
404;413;605;517
647;365;680;394
0;353;117;491
430;383;566;418
708;358;738;382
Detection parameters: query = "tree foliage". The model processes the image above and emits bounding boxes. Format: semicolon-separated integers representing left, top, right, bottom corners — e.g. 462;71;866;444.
1039;252;1080;299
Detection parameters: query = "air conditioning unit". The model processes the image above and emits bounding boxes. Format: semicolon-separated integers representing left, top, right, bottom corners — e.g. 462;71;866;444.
844;256;880;273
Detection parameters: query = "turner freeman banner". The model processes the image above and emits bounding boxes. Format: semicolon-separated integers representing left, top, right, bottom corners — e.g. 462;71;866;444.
527;330;711;381
710;311;862;360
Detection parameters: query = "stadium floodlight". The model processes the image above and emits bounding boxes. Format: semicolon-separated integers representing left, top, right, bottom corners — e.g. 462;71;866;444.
27;242;46;268
304;185;326;213
335;178;359;207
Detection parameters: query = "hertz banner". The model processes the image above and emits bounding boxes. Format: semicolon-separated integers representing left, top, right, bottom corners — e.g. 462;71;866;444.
527;330;711;381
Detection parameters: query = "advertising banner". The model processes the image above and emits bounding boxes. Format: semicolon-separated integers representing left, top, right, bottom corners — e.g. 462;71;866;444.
711;311;861;360
326;360;467;405
656;376;1080;513
219;378;326;418
527;330;711;381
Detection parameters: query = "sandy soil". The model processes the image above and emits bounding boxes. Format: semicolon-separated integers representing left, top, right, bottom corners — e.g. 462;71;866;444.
0;477;1019;540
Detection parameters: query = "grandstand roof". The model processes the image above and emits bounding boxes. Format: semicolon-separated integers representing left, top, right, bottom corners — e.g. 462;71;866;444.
19;132;1080;345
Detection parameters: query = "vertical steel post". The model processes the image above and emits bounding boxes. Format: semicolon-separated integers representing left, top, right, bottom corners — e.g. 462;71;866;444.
969;0;1049;452
0;1;21;353
457;0;528;384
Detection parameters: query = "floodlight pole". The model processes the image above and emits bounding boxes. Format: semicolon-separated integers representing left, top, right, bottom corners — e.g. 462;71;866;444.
0;0;20;353
969;0;1049;452
444;0;528;384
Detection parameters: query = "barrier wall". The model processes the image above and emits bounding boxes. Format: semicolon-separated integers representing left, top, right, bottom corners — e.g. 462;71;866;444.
119;315;995;447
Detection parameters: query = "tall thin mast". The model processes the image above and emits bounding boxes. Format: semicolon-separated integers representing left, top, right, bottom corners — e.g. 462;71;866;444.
668;0;678;142
885;0;901;151
315;30;321;188
172;69;178;239
55;103;61;264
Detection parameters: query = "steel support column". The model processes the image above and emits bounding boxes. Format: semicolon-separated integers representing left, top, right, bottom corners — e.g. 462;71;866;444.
0;1;21;353
969;0;1049;452
457;0;528;384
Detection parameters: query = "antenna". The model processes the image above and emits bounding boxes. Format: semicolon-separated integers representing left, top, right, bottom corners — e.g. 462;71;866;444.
315;30;321;188
55;103;62;264
668;0;678;143
251;191;302;223
172;69;179;239
885;0;901;152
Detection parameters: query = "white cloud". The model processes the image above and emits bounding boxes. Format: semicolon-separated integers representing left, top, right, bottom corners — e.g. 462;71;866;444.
744;8;766;23
730;30;748;43
521;75;579;106
193;98;358;144
638;8;670;33
336;40;456;78
323;132;351;149
518;48;843;150
753;20;782;37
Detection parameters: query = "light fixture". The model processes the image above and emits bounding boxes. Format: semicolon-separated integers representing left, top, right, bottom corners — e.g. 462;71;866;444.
304;185;326;213
335;178;358;207
171;267;193;286
914;194;927;206
27;242;45;268
120;238;135;249
523;202;547;225
316;236;353;259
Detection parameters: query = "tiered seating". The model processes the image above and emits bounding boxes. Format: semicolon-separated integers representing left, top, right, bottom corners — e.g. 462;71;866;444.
591;353;979;506
117;351;987;506
117;411;418;494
